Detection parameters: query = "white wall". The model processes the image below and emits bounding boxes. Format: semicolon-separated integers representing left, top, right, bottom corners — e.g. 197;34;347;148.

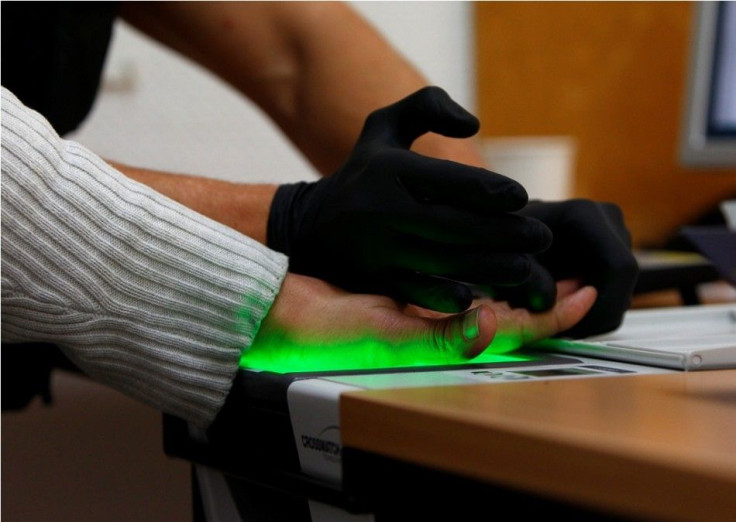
351;1;475;109
3;3;475;520
68;1;473;183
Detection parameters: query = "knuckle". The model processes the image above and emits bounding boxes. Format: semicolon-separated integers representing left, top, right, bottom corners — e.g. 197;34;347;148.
428;320;454;357
365;108;386;126
620;253;640;277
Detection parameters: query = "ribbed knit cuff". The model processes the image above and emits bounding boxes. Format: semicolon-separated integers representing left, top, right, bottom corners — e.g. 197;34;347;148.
2;87;289;428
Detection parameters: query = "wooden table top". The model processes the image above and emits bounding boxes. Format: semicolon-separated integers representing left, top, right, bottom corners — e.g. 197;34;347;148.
341;370;736;521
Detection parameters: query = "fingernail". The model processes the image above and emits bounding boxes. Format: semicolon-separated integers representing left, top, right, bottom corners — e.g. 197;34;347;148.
461;307;481;342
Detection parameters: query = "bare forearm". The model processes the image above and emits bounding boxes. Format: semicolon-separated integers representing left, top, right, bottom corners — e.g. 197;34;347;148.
277;3;486;170
120;2;484;173
110;161;277;244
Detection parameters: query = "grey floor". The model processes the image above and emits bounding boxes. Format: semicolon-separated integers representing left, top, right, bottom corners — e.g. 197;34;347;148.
2;371;192;521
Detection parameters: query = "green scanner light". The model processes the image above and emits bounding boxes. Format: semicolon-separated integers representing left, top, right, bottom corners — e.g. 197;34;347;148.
240;333;534;374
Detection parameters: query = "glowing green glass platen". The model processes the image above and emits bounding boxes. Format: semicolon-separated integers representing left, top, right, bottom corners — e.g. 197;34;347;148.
239;333;534;374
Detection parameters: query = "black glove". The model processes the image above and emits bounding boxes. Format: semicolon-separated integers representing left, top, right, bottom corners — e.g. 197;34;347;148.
486;199;639;337
267;87;552;313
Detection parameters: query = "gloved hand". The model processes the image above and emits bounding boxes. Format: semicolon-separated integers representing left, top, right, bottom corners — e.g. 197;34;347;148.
485;199;639;337
267;87;552;313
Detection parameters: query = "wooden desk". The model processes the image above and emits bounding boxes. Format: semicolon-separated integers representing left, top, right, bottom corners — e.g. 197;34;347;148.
341;371;736;521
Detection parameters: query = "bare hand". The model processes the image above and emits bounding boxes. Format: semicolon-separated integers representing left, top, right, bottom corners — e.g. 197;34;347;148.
242;274;596;372
410;279;598;354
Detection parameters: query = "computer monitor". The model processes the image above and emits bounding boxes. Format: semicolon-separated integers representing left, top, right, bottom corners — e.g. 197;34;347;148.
680;2;736;167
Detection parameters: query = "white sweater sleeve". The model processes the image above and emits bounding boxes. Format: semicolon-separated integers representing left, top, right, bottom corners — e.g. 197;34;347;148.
1;87;289;428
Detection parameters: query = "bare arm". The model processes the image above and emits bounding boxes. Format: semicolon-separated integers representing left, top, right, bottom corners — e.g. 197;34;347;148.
109;161;277;244
119;1;485;174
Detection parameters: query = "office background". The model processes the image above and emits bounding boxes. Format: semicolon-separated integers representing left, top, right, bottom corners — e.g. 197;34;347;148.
3;2;735;521
476;2;736;247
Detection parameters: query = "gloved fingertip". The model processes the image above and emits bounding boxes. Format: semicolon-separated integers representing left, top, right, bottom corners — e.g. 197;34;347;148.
415;86;480;137
529;284;558;312
422;286;472;314
505;181;529;209
397;276;473;313
452;285;474;312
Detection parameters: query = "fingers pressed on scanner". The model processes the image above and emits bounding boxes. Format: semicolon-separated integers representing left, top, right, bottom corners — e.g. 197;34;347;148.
403;304;497;360
563;250;638;338
549;285;599;338
452;305;497;359
555;278;585;299
485;285;597;352
565;278;636;338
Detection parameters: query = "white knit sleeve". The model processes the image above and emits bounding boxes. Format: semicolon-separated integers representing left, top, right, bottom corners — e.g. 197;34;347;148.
1;87;289;428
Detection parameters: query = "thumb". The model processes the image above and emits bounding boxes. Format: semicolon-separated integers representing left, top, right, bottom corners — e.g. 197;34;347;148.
416;305;497;360
360;86;480;149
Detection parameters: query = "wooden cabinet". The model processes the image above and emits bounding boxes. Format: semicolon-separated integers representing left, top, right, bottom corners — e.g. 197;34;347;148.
475;2;736;247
